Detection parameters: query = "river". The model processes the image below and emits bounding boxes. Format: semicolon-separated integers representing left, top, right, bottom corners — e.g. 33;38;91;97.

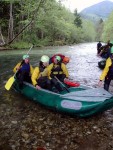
0;43;113;150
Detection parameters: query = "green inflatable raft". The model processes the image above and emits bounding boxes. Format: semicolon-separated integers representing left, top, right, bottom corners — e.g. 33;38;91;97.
13;80;113;117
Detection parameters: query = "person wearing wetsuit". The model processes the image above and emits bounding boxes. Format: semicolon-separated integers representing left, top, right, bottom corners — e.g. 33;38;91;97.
98;46;113;91
31;55;52;91
48;55;69;92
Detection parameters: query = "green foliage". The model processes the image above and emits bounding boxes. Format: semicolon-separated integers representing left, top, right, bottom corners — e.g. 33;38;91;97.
35;38;52;47
95;18;104;41
101;12;113;42
82;19;96;42
74;9;82;28
10;41;32;49
1;0;97;48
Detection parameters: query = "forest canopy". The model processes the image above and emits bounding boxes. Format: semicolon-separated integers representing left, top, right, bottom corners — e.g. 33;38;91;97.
1;0;111;48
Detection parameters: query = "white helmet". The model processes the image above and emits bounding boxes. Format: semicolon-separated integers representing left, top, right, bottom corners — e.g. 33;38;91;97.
41;55;49;63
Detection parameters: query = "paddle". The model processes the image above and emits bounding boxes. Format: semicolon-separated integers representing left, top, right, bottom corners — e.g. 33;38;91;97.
5;45;33;90
54;76;70;93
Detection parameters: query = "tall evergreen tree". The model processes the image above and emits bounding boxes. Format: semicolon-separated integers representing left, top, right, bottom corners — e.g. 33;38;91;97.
74;9;82;28
95;18;104;41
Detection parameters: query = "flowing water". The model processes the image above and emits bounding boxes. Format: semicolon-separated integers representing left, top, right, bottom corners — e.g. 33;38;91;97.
0;43;113;150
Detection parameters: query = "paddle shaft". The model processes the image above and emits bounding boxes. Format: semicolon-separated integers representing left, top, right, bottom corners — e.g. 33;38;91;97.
27;45;33;54
55;76;70;93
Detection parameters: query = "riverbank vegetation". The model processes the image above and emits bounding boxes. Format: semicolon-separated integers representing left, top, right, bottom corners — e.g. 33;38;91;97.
0;0;96;49
101;12;113;42
0;0;113;49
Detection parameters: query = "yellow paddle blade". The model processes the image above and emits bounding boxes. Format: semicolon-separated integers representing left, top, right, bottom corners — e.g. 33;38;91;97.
5;76;15;90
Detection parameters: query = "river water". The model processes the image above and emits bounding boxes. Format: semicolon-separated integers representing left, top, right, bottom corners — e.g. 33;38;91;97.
0;43;113;150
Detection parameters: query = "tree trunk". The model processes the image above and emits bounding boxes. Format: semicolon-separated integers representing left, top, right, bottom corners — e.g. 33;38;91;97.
5;0;45;46
41;31;44;39
0;27;5;45
8;2;14;42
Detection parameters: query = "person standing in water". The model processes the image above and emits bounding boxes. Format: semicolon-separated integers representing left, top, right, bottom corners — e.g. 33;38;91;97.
98;45;113;91
97;41;102;55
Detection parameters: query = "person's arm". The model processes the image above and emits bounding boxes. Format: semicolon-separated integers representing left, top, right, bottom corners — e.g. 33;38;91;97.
47;63;53;79
13;62;21;73
98;45;105;56
99;58;111;81
98;58;111;86
30;65;34;75
31;67;40;86
97;47;104;56
61;63;69;78
97;43;99;49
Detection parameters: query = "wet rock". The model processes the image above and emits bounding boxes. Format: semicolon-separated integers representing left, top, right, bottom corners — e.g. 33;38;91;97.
96;128;101;133
11;121;17;124
21;133;29;140
86;131;91;135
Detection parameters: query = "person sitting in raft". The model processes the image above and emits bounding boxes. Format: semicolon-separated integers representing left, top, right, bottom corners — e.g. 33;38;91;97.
31;55;52;91
49;54;70;65
47;55;69;92
98;46;113;91
13;54;34;88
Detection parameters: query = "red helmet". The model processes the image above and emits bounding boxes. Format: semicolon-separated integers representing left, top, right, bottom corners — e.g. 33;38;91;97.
62;57;70;63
